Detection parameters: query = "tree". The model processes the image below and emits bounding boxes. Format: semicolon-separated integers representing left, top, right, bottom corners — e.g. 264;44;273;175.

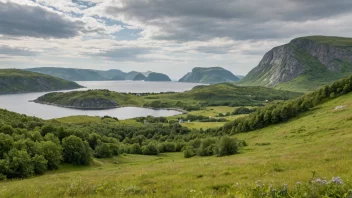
7;149;34;178
40;141;62;170
62;135;91;165
142;142;159;155
32;154;48;175
216;136;238;157
0;133;14;158
94;143;112;158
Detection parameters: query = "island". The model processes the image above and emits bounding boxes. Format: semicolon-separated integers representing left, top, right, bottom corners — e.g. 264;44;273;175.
179;67;240;84
32;84;302;110
33;90;141;110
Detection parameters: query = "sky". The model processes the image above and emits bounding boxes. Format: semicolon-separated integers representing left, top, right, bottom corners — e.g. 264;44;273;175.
1;0;352;79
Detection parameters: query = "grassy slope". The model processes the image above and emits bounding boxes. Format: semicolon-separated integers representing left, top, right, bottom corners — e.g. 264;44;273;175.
0;69;82;94
2;92;352;197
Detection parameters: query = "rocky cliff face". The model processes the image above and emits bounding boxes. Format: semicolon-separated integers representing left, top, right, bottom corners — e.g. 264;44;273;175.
240;36;352;91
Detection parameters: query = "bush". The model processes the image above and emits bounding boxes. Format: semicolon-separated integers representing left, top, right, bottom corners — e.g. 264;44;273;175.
197;138;216;156
62;135;92;165
129;143;142;154
94;143;113;158
142;143;159;155
7;149;34;178
40;141;62;170
0;133;14;158
216;136;238;157
32;154;48;175
183;147;195;158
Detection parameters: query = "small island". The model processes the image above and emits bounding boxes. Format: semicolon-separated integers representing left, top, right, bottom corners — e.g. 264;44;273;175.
32;90;141;110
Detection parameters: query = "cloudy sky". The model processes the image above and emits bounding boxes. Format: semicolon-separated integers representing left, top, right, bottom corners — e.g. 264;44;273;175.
1;0;352;79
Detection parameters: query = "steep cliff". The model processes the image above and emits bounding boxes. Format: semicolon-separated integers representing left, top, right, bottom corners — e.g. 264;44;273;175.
239;36;352;92
0;69;82;94
179;67;239;84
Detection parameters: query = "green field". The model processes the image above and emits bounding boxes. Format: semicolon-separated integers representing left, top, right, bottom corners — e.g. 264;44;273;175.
1;91;352;197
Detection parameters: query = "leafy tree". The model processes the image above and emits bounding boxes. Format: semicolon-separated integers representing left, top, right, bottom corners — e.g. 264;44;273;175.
32;154;48;175
62;135;91;165
0;133;14;158
216;136;238;157
94;143;113;158
142;142;159;155
7;149;34;178
40;141;62;170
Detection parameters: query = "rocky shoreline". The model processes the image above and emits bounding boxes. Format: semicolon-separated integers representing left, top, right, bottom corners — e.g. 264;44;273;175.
30;100;119;110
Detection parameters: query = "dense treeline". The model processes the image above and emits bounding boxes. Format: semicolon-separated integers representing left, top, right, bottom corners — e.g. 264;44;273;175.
183;136;244;158
0;108;231;179
223;74;352;133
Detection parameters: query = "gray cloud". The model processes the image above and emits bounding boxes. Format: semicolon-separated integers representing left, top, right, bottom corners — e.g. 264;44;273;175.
0;1;84;38
103;0;352;41
0;45;38;56
91;47;152;62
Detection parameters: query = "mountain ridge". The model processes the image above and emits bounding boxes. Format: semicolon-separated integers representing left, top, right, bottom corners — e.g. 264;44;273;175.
239;36;352;92
179;67;239;84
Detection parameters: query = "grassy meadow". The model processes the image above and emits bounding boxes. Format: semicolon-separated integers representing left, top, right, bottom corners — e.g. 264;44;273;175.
1;91;352;197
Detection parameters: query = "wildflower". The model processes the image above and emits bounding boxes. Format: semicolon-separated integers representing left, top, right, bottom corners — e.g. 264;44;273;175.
296;182;301;186
283;184;288;189
331;177;344;185
312;178;328;185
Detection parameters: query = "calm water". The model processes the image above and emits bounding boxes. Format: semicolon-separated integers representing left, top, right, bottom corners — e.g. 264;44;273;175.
0;81;203;120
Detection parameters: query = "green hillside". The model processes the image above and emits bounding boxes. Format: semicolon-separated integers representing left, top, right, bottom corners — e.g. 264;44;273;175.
179;67;240;84
1;76;352;197
0;69;82;94
239;36;352;92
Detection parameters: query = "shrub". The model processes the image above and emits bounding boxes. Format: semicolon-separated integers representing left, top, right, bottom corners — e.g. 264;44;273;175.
216;136;238;157
62;135;92;165
94;143;113;158
0;133;14;158
129;143;142;154
40;141;62;170
7;149;34;178
142;143;159;155
183;147;195;158
32;154;48;175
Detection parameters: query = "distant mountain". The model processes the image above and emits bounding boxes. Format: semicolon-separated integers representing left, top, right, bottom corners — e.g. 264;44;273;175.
179;67;239;84
238;36;352;92
236;75;245;79
146;72;171;82
26;67;170;82
0;69;82;94
133;73;147;81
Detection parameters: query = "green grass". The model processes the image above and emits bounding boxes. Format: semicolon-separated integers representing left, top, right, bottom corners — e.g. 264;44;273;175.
298;36;352;48
0;69;82;94
2;91;352;197
54;115;143;126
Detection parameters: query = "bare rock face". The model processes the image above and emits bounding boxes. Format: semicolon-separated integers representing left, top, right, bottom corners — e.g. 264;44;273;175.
241;36;352;88
246;44;305;87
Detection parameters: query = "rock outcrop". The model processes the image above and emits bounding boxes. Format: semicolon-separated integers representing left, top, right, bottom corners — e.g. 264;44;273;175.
239;36;352;91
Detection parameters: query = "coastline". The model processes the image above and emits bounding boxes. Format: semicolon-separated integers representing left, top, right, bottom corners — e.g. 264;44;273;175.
30;100;188;114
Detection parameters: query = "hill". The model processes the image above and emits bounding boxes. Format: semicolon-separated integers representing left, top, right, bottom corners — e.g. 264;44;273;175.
239;36;352;92
1;77;352;197
179;67;239;84
133;73;147;81
27;67;107;81
146;72;171;81
27;67;170;82
33;90;142;109
0;69;82;94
